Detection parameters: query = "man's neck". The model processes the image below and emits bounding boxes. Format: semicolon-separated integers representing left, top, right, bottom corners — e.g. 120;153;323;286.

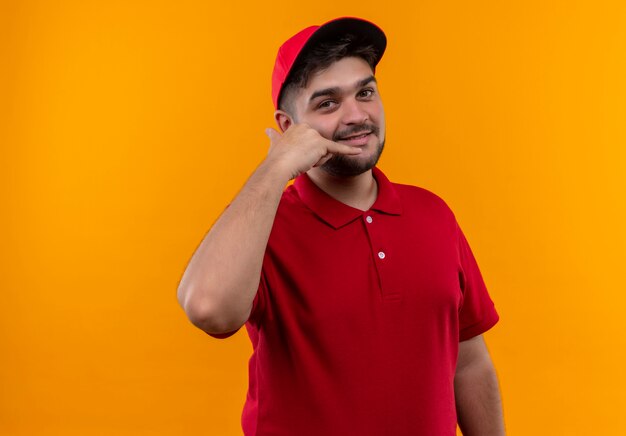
306;167;378;211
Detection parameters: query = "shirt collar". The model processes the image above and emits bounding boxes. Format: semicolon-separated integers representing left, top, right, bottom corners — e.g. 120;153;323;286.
294;166;403;229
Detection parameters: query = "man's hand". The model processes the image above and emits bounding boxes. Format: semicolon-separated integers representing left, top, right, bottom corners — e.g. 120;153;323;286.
265;123;363;180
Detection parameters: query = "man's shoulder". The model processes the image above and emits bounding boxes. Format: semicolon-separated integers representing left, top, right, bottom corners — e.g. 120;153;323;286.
275;183;308;216
391;180;455;216
279;183;301;204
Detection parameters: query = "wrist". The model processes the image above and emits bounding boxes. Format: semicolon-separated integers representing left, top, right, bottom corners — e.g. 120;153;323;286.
259;156;297;183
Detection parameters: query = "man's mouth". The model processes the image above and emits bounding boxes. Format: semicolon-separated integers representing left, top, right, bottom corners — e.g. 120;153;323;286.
334;123;379;145
338;131;373;145
340;131;372;140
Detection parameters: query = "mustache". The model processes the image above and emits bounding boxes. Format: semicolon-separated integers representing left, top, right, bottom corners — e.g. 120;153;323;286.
333;123;379;141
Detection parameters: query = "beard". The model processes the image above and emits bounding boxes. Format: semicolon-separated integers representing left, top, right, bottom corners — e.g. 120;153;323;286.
321;123;385;177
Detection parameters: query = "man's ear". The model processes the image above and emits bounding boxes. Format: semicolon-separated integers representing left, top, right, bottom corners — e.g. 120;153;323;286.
274;110;294;133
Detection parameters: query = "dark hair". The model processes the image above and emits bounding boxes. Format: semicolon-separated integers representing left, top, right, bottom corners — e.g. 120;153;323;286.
278;33;380;114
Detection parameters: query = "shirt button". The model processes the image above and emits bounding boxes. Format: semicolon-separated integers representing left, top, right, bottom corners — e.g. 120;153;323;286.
378;251;386;259
365;215;373;224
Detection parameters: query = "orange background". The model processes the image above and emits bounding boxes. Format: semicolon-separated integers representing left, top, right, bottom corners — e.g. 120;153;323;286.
2;1;625;435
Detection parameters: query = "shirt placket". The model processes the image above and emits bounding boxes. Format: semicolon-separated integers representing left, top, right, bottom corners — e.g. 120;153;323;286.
362;212;401;302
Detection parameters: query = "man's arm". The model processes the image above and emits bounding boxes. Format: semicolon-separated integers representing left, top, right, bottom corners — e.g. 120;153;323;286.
454;335;505;436
176;124;362;335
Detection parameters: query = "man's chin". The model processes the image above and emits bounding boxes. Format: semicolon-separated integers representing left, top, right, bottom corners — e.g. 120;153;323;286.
320;141;385;177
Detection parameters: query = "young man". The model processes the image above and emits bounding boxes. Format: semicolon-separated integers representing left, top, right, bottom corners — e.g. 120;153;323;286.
178;17;505;436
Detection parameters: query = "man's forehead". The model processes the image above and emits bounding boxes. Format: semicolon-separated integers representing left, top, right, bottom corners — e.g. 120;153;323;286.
302;60;376;99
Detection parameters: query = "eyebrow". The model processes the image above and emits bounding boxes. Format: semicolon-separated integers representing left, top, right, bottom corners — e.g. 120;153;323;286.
308;75;377;104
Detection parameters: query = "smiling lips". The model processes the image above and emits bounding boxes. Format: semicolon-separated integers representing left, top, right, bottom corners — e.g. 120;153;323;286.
338;131;373;146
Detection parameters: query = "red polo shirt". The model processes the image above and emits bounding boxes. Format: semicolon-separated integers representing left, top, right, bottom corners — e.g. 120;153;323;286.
213;167;498;436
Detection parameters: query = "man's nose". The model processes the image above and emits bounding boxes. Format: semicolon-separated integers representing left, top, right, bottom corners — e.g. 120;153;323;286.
341;98;369;125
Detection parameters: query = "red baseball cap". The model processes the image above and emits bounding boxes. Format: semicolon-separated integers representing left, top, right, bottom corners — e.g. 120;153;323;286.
271;17;387;109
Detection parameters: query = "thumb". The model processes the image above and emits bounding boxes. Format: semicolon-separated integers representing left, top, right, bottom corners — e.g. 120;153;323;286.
265;128;281;142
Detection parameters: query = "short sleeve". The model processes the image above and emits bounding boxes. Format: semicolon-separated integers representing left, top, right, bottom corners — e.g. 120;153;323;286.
456;222;499;341
207;270;267;339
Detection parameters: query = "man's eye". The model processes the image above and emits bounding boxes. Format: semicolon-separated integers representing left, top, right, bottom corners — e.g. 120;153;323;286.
318;100;336;109
359;89;374;98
